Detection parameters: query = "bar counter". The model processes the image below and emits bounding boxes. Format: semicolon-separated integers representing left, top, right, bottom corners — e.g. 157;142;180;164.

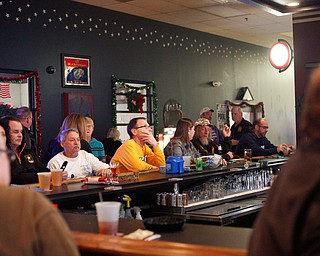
38;158;286;255
44;157;287;206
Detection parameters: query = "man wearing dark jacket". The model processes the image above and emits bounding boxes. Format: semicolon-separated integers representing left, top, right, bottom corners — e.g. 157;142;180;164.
16;106;39;157
0;116;49;184
235;118;289;157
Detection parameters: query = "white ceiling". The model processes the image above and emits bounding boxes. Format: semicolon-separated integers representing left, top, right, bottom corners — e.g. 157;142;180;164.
73;0;295;48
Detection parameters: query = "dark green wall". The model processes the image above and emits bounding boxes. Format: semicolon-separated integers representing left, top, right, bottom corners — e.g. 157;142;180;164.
0;0;296;153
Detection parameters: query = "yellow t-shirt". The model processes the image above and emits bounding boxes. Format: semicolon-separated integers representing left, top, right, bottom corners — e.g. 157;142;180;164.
111;139;165;173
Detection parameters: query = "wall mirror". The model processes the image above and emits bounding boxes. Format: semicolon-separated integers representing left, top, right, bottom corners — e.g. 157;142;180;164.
111;76;158;142
0;69;41;153
226;100;264;127
163;99;183;128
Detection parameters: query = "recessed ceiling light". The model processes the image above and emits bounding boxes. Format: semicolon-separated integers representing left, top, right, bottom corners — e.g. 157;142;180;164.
287;2;300;7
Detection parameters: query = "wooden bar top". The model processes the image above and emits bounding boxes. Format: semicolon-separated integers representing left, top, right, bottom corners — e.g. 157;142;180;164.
73;231;247;256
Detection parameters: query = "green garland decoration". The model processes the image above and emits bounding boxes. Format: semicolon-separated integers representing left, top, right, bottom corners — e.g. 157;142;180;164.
111;75;158;137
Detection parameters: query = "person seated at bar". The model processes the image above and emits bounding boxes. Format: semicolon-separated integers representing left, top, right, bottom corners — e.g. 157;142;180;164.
248;67;320;256
230;107;252;152
192;118;233;161
235;117;294;157
47;128;110;179
0;116;49;184
102;127;122;163
43;113;92;165
111;117;165;173
199;106;227;146
85;116;105;161
16;106;39;157
0;128;80;256
164;118;198;163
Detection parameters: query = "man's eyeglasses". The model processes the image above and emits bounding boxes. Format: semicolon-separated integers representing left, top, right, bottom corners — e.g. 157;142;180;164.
259;125;269;129
0;149;16;162
135;124;151;129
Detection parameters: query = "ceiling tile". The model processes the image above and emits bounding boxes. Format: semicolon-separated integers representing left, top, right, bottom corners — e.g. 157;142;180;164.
105;3;158;16
163;0;221;8
227;14;275;26
146;13;190;25
199;5;247;17
127;0;186;13
166;9;220;22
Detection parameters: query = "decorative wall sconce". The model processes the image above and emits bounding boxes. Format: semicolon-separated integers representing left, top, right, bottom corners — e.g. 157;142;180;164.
269;39;293;73
211;81;222;87
236;87;254;101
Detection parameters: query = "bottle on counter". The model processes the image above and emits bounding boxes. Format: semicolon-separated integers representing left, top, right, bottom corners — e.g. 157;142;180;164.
218;144;223;155
195;153;203;171
133;206;142;220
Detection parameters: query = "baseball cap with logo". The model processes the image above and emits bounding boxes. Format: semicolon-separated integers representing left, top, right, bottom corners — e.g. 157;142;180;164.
199;107;214;116
194;118;212;127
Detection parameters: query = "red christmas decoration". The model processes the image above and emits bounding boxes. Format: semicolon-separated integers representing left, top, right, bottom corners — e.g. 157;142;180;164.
134;94;145;114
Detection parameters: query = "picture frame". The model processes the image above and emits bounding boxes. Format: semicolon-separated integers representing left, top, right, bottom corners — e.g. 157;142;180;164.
61;53;92;88
63;92;94;118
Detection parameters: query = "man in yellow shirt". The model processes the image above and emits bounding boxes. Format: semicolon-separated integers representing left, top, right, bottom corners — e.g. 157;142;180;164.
111;117;165;173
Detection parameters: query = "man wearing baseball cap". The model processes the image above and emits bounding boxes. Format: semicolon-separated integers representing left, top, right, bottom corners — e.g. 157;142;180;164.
192;118;233;161
199;106;226;146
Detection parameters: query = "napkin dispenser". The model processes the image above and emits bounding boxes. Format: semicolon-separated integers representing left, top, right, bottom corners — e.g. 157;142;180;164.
166;156;184;174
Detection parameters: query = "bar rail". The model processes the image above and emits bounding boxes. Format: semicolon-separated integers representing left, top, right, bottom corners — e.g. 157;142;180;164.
73;231;247;256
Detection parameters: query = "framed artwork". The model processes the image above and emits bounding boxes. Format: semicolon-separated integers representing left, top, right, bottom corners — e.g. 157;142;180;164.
64;92;94;118
61;54;92;88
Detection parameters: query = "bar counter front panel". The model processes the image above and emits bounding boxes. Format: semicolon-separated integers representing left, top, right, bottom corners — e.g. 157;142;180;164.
44;158;286;226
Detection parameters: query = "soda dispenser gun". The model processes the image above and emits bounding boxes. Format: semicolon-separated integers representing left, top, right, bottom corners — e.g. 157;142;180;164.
123;194;133;219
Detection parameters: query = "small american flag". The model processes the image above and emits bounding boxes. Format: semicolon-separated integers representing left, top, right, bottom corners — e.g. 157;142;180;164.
0;84;11;99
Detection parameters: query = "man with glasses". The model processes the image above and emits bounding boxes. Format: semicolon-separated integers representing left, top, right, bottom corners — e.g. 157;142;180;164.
111;117;165;173
235;118;293;157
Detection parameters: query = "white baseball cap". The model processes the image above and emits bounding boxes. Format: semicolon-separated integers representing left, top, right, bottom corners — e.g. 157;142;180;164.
194;118;212;127
199;107;214;116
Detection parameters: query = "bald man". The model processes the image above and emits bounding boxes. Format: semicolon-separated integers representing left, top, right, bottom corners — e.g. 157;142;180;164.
230;107;252;152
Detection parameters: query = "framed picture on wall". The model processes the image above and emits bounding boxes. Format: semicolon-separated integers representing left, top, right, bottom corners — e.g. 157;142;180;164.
64;92;94;117
61;54;92;88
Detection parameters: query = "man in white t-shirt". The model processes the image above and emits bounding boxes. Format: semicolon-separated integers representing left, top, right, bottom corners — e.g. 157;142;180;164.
47;128;110;179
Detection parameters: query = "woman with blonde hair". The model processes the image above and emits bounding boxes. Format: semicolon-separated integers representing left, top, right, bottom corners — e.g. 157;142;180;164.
43;113;92;165
164;118;198;163
102;127;122;163
59;113;87;141
85;116;105;161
